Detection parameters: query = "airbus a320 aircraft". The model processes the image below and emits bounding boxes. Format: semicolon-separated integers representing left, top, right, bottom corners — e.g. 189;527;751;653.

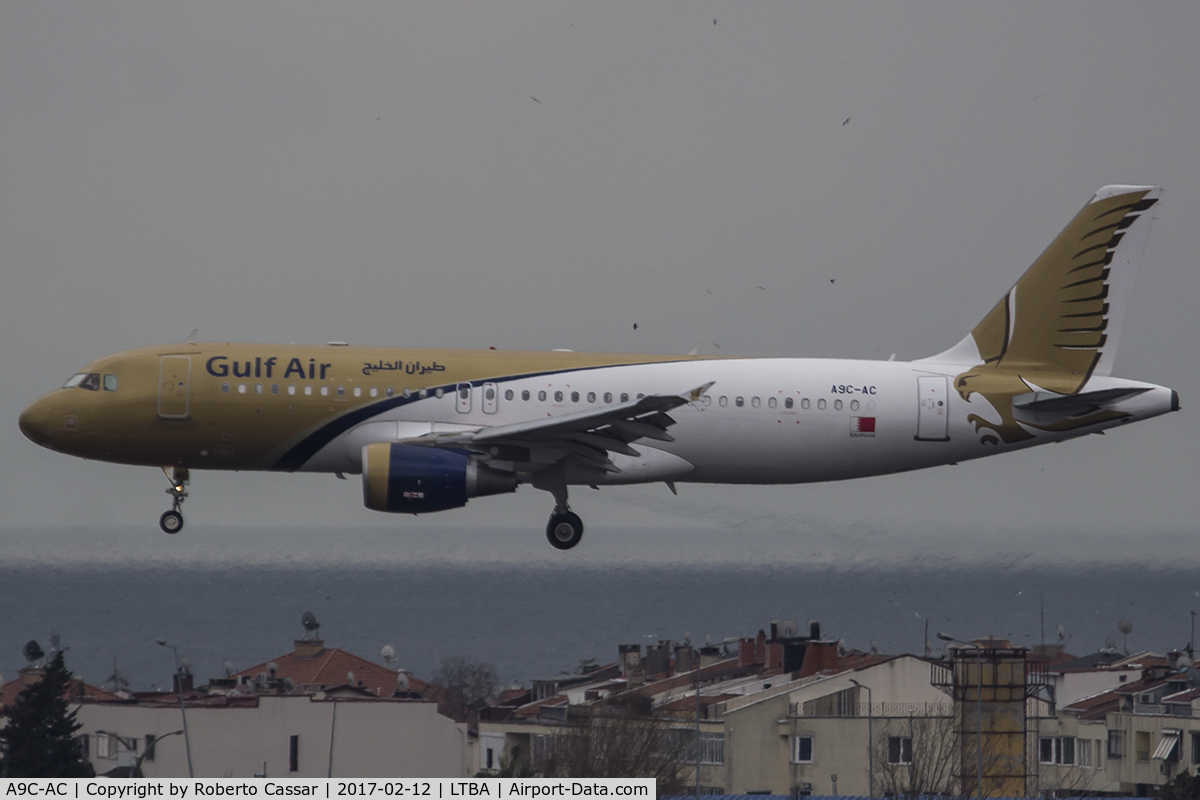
19;185;1178;550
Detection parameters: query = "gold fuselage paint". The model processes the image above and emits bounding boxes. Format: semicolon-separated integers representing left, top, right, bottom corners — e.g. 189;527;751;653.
22;343;705;471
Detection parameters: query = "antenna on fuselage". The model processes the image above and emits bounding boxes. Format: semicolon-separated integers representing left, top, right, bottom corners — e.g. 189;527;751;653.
185;329;198;344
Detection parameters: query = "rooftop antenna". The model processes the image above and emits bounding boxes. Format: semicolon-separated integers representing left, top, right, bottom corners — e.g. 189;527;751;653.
924;619;931;658
301;611;320;640
1105;637;1116;652
346;670;356;686
22;640;44;666
396;670;410;692
1040;590;1045;645
1118;619;1133;655
223;660;234;677
100;656;130;692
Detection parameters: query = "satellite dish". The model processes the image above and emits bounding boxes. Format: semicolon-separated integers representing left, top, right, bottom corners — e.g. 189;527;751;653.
869;640;879;655
837;639;847;657
1057;624;1066;642
1177;654;1193;670
179;656;192;672
23;640;44;664
302;611;320;637
682;631;692;645
704;633;712;646
1118;619;1134;634
780;619;799;638
223;660;234;676
267;661;278;677
396;671;410;691
346;670;355;685
283;677;295;691
381;645;397;664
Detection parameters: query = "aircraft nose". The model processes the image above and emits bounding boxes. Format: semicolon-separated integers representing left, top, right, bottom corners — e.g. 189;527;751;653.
19;399;52;446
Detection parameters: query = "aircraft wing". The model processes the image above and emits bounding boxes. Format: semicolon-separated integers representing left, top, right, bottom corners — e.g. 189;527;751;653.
405;382;713;473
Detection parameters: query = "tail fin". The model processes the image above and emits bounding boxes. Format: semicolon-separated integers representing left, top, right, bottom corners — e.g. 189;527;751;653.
922;185;1160;378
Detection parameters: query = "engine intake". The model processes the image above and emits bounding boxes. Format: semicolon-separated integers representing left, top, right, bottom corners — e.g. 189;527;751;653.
362;443;517;514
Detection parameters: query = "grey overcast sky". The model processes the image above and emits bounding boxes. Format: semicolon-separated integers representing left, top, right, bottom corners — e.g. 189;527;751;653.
3;2;1199;548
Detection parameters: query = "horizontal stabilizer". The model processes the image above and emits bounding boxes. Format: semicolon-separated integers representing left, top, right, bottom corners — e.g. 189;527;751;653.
1013;387;1149;418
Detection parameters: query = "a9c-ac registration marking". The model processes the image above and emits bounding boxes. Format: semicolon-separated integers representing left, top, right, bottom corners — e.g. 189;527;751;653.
831;384;877;395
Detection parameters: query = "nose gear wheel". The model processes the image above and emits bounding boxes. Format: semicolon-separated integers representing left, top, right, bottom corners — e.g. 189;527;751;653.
160;466;189;534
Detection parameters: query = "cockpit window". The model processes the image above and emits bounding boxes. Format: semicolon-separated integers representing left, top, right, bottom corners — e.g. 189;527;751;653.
64;372;102;391
103;374;118;391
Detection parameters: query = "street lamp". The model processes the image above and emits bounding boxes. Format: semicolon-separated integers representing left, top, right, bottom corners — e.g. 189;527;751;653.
156;638;195;778
131;729;184;777
938;632;982;799
848;679;873;799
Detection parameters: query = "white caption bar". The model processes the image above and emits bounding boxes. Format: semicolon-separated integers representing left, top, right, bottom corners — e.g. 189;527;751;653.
0;779;655;799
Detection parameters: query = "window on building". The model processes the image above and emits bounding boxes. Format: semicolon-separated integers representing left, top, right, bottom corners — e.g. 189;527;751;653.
1192;732;1200;765
77;734;90;760
1040;737;1075;765
1078;738;1092;768
792;735;813;763
289;735;299;772
1107;730;1124;759
1135;730;1150;762
486;747;495;770
96;733;115;759
888;736;912;765
697;732;724;765
144;734;157;762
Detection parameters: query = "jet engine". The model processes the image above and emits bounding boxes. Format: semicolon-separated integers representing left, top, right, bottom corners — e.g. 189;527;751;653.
361;442;516;514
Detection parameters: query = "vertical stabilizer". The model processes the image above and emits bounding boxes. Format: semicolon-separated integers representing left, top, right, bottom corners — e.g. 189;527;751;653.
921;185;1160;378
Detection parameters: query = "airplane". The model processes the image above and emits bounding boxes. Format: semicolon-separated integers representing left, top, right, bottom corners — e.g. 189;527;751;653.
19;185;1178;550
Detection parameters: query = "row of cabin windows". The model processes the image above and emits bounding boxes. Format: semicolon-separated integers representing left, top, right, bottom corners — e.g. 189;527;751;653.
217;381;866;414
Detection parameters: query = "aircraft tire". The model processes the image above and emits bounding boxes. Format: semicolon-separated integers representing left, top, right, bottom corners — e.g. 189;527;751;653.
546;512;583;550
159;510;184;535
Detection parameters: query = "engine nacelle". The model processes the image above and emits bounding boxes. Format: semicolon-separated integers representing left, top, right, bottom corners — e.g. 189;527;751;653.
361;443;517;514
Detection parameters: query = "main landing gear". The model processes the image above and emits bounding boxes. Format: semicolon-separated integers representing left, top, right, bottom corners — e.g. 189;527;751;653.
159;466;189;534
535;470;584;550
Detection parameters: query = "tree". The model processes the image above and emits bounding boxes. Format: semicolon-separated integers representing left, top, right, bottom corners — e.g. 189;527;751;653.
537;706;688;793
873;714;959;797
0;652;95;778
433;656;500;711
1159;769;1200;800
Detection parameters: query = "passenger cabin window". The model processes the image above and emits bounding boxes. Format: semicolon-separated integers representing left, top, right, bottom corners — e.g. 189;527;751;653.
751;397;761;408
800;398;808;409
571;391;579;403
767;397;776;409
817;399;826;410
271;384;280;394
336;386;345;397
735;397;744;408
221;383;230;393
554;391;564;402
834;399;843;410
785;398;794;409
620;393;629;402
587;392;596;403
719;396;728;407
504;389;513;401
103;374;118;391
288;385;297;396
353;387;362;397
604;392;613;403
538;390;547;401
522;390;530;401
305;386;314;396
386;387;394;397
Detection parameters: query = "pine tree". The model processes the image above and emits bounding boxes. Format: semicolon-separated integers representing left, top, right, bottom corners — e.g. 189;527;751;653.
0;652;95;778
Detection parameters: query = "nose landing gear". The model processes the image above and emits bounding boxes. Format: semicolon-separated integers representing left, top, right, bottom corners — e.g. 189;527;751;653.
159;466;189;534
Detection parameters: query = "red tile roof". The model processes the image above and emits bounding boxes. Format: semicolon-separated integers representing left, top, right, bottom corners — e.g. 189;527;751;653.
1;673;125;711
232;643;468;721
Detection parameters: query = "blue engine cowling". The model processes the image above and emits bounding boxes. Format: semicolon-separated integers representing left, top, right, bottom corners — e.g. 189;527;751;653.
361;443;517;514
